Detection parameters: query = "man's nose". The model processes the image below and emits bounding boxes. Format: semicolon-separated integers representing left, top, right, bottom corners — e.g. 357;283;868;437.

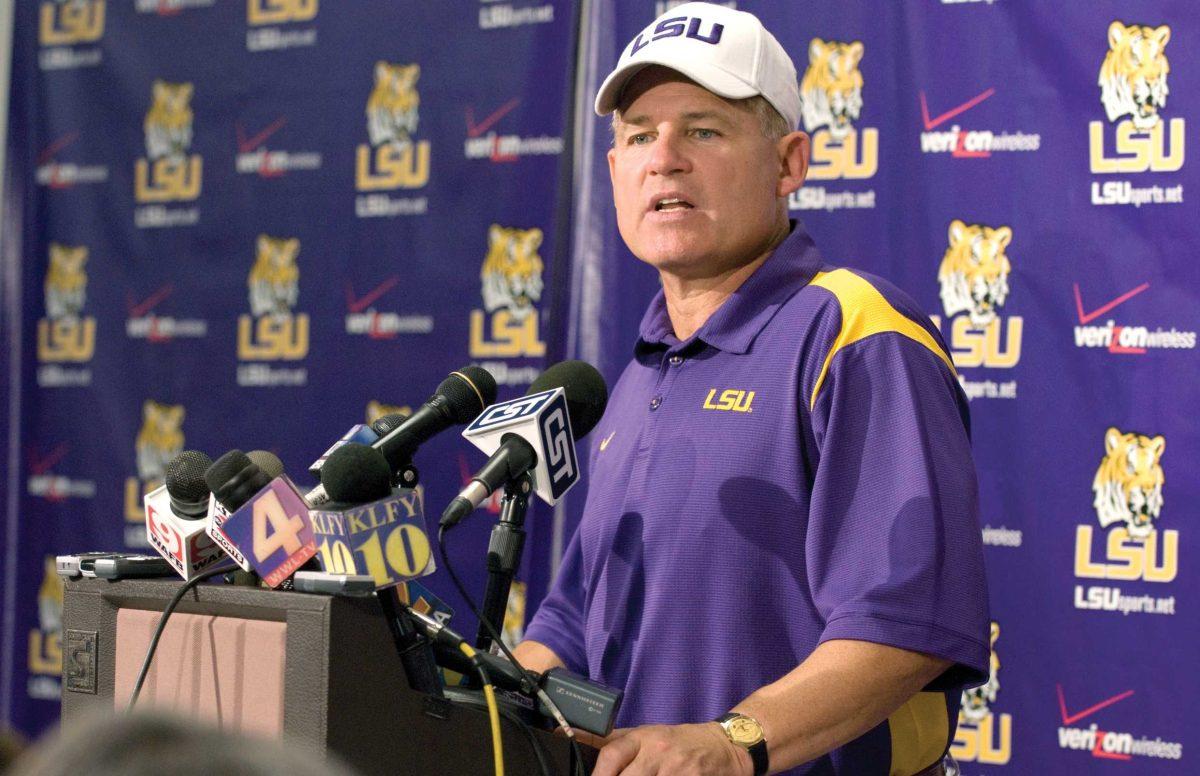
647;129;691;176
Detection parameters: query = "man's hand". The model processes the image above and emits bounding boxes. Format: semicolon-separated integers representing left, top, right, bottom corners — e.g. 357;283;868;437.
590;722;753;776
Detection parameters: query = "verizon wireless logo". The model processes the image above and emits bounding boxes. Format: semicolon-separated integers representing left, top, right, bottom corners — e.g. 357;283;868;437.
1073;282;1196;354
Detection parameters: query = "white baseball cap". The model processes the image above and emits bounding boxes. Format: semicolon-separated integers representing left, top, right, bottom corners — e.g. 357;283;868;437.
595;2;801;130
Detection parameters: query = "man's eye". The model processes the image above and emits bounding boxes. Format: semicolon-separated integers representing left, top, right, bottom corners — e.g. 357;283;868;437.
629;133;652;145
692;128;719;139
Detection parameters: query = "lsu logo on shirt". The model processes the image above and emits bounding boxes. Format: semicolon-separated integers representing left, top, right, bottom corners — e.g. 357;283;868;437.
38;243;96;366
27;557;65;701
469;224;547;363
929;222;1023;395
238;235;310;363
1075;427;1176;584
356;62;430;191
135;81;202;204
39;0;105;46
799;39;878;181
248;0;317;25
950;622;1012;765
1090;21;1183;175
703;388;754;413
124;400;185;533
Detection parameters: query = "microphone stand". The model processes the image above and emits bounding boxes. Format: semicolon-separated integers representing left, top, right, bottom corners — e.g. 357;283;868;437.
473;473;532;652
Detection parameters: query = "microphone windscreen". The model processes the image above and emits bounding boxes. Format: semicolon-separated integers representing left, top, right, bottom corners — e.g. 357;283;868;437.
321;443;394;504
437;365;498;423
370;412;409;437
247;450;284;478
530;360;609;437
165;450;213;504
205;450;251;493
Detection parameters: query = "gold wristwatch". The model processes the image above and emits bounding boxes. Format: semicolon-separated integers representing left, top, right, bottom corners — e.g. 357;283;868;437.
716;712;768;775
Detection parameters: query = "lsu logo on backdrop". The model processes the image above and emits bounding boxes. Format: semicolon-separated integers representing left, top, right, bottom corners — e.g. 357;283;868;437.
469;225;546;383
792;39;878;212
37;243;95;387
366;401;412;427
27;557;64;701
356;62;431;218
237;236;310;386
134;81;202;228
1089;21;1185;208
246;0;318;52
124;400;185;544
950;623;1012;766
1074;428;1178;617
929;221;1021;401
38;0;104;70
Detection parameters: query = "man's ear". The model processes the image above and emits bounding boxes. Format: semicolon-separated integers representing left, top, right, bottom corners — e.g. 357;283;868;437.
607;146;617;185
776;131;809;198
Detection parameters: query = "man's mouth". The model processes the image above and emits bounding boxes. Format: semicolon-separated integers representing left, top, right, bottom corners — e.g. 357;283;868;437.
654;197;694;212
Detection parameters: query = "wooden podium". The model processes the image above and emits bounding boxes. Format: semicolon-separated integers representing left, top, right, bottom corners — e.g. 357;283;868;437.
61;577;587;775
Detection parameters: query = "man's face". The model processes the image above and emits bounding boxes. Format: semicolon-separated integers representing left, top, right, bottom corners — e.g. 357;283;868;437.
608;68;787;280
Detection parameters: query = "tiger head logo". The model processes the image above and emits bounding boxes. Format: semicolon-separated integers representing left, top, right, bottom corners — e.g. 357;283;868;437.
938;220;1012;328
1093;427;1165;539
44;243;88;321
366;62;421;148
144;80;194;160
248;235;300;318
135;400;185;482
366;401;412;427
961;622;1000;724
800;38;864;141
1099;22;1171;130
481;225;544;321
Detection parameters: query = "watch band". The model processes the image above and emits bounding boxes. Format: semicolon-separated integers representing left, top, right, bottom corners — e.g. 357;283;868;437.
716;712;769;776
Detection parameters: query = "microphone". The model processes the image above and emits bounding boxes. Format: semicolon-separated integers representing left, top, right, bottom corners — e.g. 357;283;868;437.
144;450;227;580
441;360;607;527
204;450;317;588
205;450;282;573
306;412;406;476
308;367;497;506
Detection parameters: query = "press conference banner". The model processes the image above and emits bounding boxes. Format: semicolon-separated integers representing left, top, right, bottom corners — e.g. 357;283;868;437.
564;1;1198;773
2;0;577;736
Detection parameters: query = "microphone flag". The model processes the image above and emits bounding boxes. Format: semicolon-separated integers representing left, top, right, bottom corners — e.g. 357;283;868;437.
218;476;318;588
309;488;436;589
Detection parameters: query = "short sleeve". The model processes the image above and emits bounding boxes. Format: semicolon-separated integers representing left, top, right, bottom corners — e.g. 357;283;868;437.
523;528;589;675
808;331;990;690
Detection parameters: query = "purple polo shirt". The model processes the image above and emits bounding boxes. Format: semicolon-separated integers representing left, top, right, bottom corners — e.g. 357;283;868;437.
525;223;989;775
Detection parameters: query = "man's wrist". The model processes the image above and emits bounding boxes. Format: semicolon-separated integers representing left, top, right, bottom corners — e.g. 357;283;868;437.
715;712;768;776
709;721;756;776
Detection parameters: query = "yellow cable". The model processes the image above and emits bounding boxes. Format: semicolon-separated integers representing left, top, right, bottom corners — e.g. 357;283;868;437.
459;642;504;776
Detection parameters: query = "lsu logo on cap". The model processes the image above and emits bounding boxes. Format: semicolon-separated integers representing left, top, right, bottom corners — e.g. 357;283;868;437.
38;243;95;364
124;400;185;525
1090;21;1183;174
1075;427;1176;584
931;221;1022;371
135;81;203;203
950;622;1011;765
248;0;317;25
39;0;105;46
238;235;309;361
800;39;877;180
356;62;430;191
628;14;724;56
470;225;547;359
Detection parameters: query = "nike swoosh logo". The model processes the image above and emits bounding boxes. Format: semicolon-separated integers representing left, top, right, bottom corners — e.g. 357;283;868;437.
599;431;615;451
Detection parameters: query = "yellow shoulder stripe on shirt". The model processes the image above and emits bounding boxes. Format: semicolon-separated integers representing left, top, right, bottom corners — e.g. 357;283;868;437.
808;269;956;411
888;691;951;776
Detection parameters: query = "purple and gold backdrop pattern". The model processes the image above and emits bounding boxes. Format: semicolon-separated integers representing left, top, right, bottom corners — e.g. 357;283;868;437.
3;1;1199;772
3;0;577;735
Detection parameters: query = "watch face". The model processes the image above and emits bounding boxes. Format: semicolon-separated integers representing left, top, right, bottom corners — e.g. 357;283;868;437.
727;716;764;745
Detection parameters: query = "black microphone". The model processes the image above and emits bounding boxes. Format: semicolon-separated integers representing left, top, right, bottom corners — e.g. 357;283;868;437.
319;443;393;504
310;366;497;505
205;450;273;513
163;450;213;519
441;360;607;527
370;411;410;437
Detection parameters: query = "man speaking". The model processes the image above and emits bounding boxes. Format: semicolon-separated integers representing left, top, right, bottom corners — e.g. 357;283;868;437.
515;5;989;774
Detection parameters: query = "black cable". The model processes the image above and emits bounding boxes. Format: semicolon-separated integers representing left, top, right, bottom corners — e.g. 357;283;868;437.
126;564;235;711
438;525;586;776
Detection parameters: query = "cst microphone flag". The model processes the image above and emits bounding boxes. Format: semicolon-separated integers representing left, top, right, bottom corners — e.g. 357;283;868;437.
144;450;227;580
442;360;608;527
308;444;437;589
204;450;317;588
